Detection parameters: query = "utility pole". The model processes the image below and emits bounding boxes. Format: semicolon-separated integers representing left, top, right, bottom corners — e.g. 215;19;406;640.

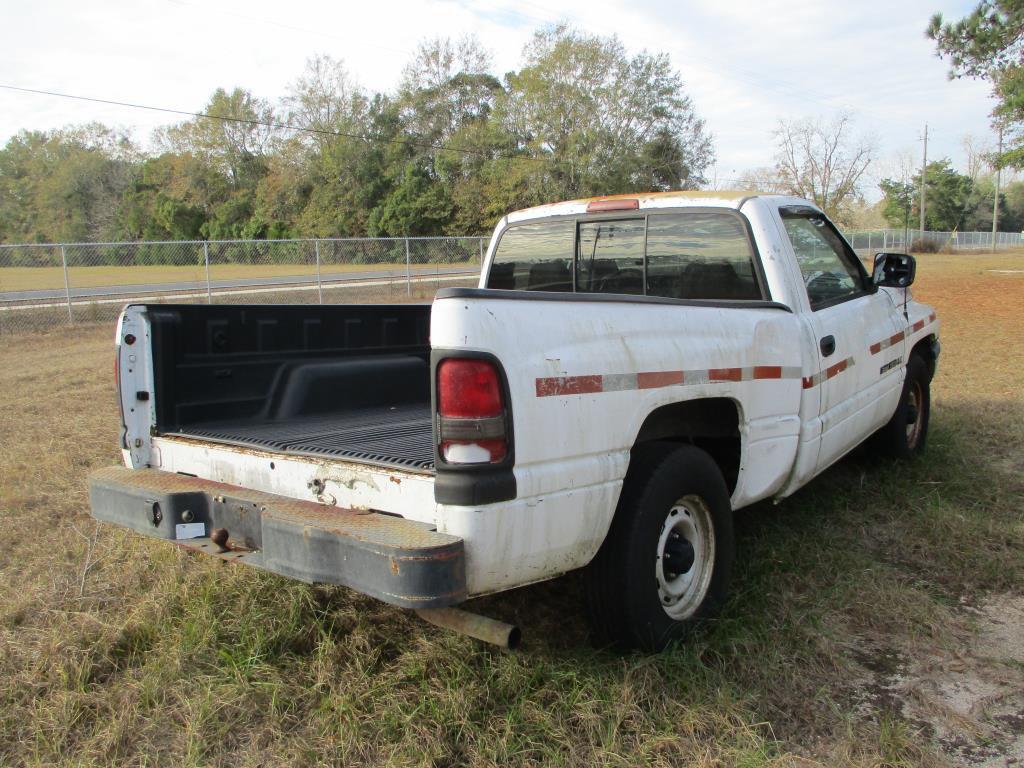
919;123;928;238
992;124;1003;252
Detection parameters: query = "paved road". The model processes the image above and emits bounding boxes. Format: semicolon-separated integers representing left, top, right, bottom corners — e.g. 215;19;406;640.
0;265;477;302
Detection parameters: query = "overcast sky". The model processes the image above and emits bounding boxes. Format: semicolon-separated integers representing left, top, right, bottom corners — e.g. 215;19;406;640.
0;0;998;190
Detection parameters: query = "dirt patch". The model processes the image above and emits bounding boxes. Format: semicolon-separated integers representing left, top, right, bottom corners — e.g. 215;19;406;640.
853;594;1024;766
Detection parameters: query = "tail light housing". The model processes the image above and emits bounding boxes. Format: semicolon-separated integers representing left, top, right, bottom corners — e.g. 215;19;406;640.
586;198;639;212
437;358;509;464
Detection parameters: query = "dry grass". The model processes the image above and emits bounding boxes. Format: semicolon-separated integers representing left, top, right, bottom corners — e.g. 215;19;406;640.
0;252;1022;766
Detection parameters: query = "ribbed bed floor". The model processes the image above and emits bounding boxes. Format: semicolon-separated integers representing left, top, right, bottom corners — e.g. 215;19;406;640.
178;403;435;472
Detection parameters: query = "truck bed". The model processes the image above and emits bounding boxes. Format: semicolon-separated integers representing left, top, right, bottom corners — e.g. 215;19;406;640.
139;303;435;473
176;403;435;471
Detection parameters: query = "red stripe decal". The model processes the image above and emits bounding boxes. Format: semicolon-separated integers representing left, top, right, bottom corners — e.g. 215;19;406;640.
709;367;743;382
538;364;800;397
826;359;848;379
928;312;936;323
802;376;815;389
753;365;783;379
870;330;907;355
912;319;925;332
536;375;603;397
637;370;684;389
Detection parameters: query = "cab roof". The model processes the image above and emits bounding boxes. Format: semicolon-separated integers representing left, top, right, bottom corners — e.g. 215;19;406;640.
506;190;760;223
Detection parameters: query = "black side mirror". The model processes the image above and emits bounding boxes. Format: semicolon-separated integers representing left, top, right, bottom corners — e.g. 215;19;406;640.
872;252;916;288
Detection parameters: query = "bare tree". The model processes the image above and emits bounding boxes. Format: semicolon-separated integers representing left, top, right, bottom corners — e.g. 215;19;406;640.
733;166;788;193
961;133;993;182
283;55;368;154
399;35;499;142
773;112;876;224
401;35;492;95
878;149;918;186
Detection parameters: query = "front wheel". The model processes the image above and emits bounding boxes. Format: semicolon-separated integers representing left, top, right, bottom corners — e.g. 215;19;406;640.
585;444;734;652
873;353;931;459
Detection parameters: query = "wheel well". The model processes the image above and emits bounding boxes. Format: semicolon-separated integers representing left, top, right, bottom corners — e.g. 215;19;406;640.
911;333;938;381
632;398;741;494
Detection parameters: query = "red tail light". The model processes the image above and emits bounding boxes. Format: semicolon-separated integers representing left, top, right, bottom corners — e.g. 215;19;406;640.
437;358;508;464
439;359;502;417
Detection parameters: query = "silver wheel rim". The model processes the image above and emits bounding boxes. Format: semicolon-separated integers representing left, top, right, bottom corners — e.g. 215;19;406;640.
655;494;715;620
905;379;924;447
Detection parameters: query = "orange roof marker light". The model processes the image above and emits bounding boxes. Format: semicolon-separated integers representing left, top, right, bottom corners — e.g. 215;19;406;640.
586;198;639;212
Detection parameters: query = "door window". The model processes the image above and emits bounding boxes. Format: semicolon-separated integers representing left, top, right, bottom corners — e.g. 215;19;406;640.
780;210;868;310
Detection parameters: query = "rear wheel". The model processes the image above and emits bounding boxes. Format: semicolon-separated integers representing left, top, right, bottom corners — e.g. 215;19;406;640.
586;444;734;652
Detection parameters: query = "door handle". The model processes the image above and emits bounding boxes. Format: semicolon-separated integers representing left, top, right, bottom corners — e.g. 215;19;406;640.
820;335;836;357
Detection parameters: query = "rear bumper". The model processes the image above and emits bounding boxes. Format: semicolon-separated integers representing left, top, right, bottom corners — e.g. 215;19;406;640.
88;466;466;608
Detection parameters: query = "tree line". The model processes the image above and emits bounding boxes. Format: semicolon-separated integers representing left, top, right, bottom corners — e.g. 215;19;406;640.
0;27;712;245
879;158;1024;233
4;8;1023;248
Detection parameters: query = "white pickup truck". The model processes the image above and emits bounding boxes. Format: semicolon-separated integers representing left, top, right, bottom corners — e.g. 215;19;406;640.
89;191;939;651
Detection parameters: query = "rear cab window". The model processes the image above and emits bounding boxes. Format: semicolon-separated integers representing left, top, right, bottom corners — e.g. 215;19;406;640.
484;221;574;292
486;210;765;301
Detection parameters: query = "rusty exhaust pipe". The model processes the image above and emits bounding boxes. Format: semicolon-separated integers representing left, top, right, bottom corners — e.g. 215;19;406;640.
416;607;521;650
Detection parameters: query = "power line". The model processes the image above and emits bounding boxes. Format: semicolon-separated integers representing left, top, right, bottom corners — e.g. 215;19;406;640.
0;82;549;164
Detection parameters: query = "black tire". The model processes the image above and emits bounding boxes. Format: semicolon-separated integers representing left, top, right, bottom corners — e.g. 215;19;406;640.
585;443;734;652
873;354;931;459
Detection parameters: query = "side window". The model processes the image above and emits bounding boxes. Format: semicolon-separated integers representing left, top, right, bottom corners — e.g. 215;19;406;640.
575;219;645;295
486;220;574;291
645;213;762;300
780;211;867;309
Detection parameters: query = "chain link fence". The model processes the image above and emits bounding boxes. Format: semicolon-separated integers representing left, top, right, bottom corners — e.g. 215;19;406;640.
845;228;1024;253
2;228;1022;336
0;236;486;336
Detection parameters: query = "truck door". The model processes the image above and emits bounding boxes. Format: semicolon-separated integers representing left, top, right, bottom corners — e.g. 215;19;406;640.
778;207;906;474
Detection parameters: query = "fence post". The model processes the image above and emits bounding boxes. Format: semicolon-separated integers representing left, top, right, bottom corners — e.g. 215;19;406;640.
315;240;323;304
60;245;73;323
479;237;485;264
405;238;412;297
204;242;212;304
